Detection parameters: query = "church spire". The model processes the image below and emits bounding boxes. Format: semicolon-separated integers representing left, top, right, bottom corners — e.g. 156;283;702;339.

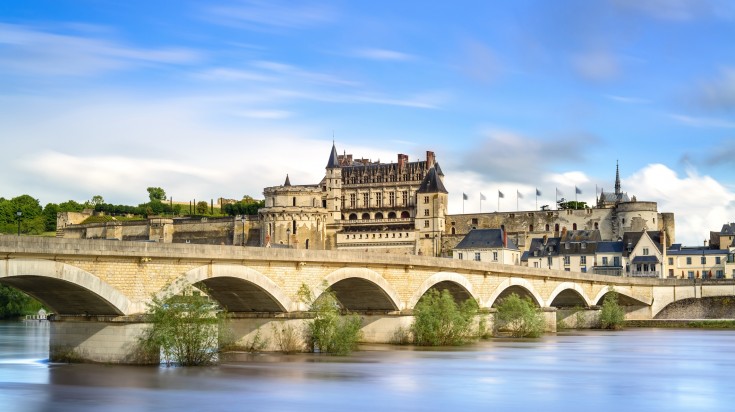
284;174;291;186
326;141;339;168
614;160;621;196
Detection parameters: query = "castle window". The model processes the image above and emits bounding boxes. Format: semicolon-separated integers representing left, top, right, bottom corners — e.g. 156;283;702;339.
451;227;456;235
350;194;356;208
388;212;396;219
424;209;429;216
401;211;410;219
581;256;586;264
493;251;498;261
363;193;369;207
475;252;481;261
424;221;429;228
564;256;570;265
594;222;599;230
292;220;297;235
529;224;534;232
545;224;550;231
643;247;649;255
458;252;463;260
471;218;478;225
389;192;395;206
555;223;559;232
424;196;429;204
376;192;382;207
573;223;577;230
361;213;370;220
402;191;408;206
686;257;692;265
292;197;296;207
375;212;383;219
349;213;357;220
306;239;309;249
622;218;625;224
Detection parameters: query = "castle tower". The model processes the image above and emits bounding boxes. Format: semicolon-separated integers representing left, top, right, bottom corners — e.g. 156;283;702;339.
614;160;621;197
324;142;342;224
415;166;448;256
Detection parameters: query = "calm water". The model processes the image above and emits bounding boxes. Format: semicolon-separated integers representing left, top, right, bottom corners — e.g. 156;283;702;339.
1;322;735;411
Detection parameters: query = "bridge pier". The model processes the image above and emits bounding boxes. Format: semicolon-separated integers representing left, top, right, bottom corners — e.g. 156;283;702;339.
49;317;156;364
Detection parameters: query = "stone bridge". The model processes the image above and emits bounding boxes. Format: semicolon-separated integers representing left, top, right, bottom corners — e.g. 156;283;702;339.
2;236;735;362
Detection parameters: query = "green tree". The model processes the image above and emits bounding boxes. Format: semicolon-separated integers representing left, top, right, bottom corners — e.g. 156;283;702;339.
147;187;166;202
494;293;545;338
58;200;85;212
300;284;362;355
0;284;44;319
89;195;105;206
140;283;228;366
195;200;209;214
411;289;480;346
599;289;625;330
42;203;60;232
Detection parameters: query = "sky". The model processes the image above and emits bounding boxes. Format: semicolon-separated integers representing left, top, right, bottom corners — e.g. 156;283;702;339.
1;0;734;246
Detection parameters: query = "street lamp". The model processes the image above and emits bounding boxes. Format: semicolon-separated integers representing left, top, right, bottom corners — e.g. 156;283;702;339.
286;227;291;248
16;210;22;236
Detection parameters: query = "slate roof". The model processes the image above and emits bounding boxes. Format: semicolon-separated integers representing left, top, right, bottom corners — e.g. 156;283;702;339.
454;229;517;250
416;167;448;194
526;237;562;257
434;162;444;177
622;231;662;257
720;223;735;235
631;255;660;264
326;143;340;168
596;241;624;253
283;174;291;186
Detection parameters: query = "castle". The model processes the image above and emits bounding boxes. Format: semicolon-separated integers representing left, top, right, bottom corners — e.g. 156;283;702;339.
58;144;675;257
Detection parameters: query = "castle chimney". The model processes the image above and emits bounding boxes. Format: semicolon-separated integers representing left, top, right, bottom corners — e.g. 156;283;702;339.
397;153;408;169
426;150;435;169
503;229;508;248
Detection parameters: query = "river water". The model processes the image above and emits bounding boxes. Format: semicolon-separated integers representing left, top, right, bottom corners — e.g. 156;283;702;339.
1;321;735;412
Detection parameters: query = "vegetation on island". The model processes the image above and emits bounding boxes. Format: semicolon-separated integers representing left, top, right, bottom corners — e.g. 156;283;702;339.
410;289;483;346
599;289;625;330
494;293;545;338
299;284;362;355
139;283;230;366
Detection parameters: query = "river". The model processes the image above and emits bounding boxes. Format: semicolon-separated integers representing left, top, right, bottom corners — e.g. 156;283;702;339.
1;321;734;411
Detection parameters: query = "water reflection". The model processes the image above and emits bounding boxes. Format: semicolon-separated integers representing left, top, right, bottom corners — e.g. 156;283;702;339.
2;322;735;411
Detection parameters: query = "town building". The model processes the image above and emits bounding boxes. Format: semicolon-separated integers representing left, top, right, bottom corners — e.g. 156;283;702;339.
452;228;520;265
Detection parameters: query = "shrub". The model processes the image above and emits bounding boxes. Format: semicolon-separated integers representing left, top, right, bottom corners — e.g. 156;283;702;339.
140;283;229;366
301;285;362;355
599;289;625;330
494;293;544;338
272;323;304;354
411;289;481;346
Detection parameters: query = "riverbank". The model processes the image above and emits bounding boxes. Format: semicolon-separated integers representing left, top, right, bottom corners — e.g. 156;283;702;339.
625;319;735;329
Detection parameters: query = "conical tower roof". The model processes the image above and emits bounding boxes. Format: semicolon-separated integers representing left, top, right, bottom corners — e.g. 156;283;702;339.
284;174;291;186
417;167;448;194
326;142;340;168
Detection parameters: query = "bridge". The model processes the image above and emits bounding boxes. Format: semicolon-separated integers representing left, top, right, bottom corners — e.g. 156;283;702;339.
2;236;734;362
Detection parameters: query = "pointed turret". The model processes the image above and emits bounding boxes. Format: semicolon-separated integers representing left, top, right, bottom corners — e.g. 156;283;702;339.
614;160;621;196
326;142;340;168
284;174;291;186
417;167;448;194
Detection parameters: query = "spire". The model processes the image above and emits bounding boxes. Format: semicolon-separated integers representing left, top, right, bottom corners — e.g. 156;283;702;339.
614;160;621;196
284;174;291;186
417;167;448;194
326;142;340;168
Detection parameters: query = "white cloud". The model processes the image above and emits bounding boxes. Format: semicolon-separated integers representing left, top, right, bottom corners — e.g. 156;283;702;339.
604;94;652;104
571;50;619;81
352;48;415;61
611;0;734;21
205;0;336;31
236;110;292;119
625;164;735;245
0;23;200;76
669;113;735;128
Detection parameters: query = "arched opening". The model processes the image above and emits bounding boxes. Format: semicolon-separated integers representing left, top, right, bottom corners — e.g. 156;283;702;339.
326;278;398;311
573;223;577;230
555;223;560;232
388;212;396;219
292;220;297;234
529;224;534;232
361;213;370;220
400;211;410;219
420;281;473;306
654;297;735;319
491;285;541;307
292;197;296;207
305;239;310;249
594;222;599;230
549;289;587;308
0;276;125;316
375;212;384;219
193;276;287;312
451;227;456;235
349;213;357;220
545;224;550;231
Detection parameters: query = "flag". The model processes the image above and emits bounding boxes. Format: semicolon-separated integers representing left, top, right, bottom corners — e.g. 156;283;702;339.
575;186;582;194
498;190;505;198
463;193;468;200
517;190;523;199
480;193;486;201
536;188;541;196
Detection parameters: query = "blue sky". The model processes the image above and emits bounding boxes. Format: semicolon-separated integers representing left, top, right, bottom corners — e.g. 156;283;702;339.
1;0;733;245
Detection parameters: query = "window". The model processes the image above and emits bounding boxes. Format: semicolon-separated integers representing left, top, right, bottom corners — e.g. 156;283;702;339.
716;270;724;279
613;257;620;267
701;256;706;264
581;242;586;249
686;257;692;265
643;248;649;255
545;224;550;231
402;191;408;205
533;262;539;268
573;223;577;230
458;252;463;260
424;196;429;204
349;194;356;208
594;222;599;230
292;220;297;235
292;197;296;206
580;256;587;264
389;192;395;206
493;251;498;261
716;256;721;264
688;271;694;279
363;193;369;207
474;252;481;261
668;257;674;265
547;256;553;267
424;209;429;216
424;220;429;228
451;227;456;235
564;256;570;265
555;223;559;232
602;257;609;265
376;193;382;207
471;218;478;225
529;224;534;232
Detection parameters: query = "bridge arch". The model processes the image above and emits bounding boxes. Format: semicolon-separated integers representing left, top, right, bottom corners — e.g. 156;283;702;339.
167;264;295;312
0;259;135;316
592;287;651;307
547;282;592;308
485;278;545;308
407;272;477;310
321;268;401;311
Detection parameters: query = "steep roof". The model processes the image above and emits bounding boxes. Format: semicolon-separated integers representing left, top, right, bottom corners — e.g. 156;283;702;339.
283;174;291;186
416;167;448;194
622;231;662;257
527;236;562;257
720;223;735;235
326;142;340;168
597;241;624;253
454;229;517;250
434;162;444;177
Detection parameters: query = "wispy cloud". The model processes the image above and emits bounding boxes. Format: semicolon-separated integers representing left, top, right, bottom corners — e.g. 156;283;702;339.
610;0;734;21
571;50;619;81
669;113;735;128
352;48;415;61
604;94;652;104
204;0;336;31
0;23;200;76
236;110;292;119
694;67;735;112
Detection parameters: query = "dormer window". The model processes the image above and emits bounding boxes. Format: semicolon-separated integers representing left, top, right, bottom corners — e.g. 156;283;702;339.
581;242;586;249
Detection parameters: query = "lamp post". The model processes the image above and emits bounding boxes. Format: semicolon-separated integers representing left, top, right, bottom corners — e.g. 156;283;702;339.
16;210;22;236
286;227;291;248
